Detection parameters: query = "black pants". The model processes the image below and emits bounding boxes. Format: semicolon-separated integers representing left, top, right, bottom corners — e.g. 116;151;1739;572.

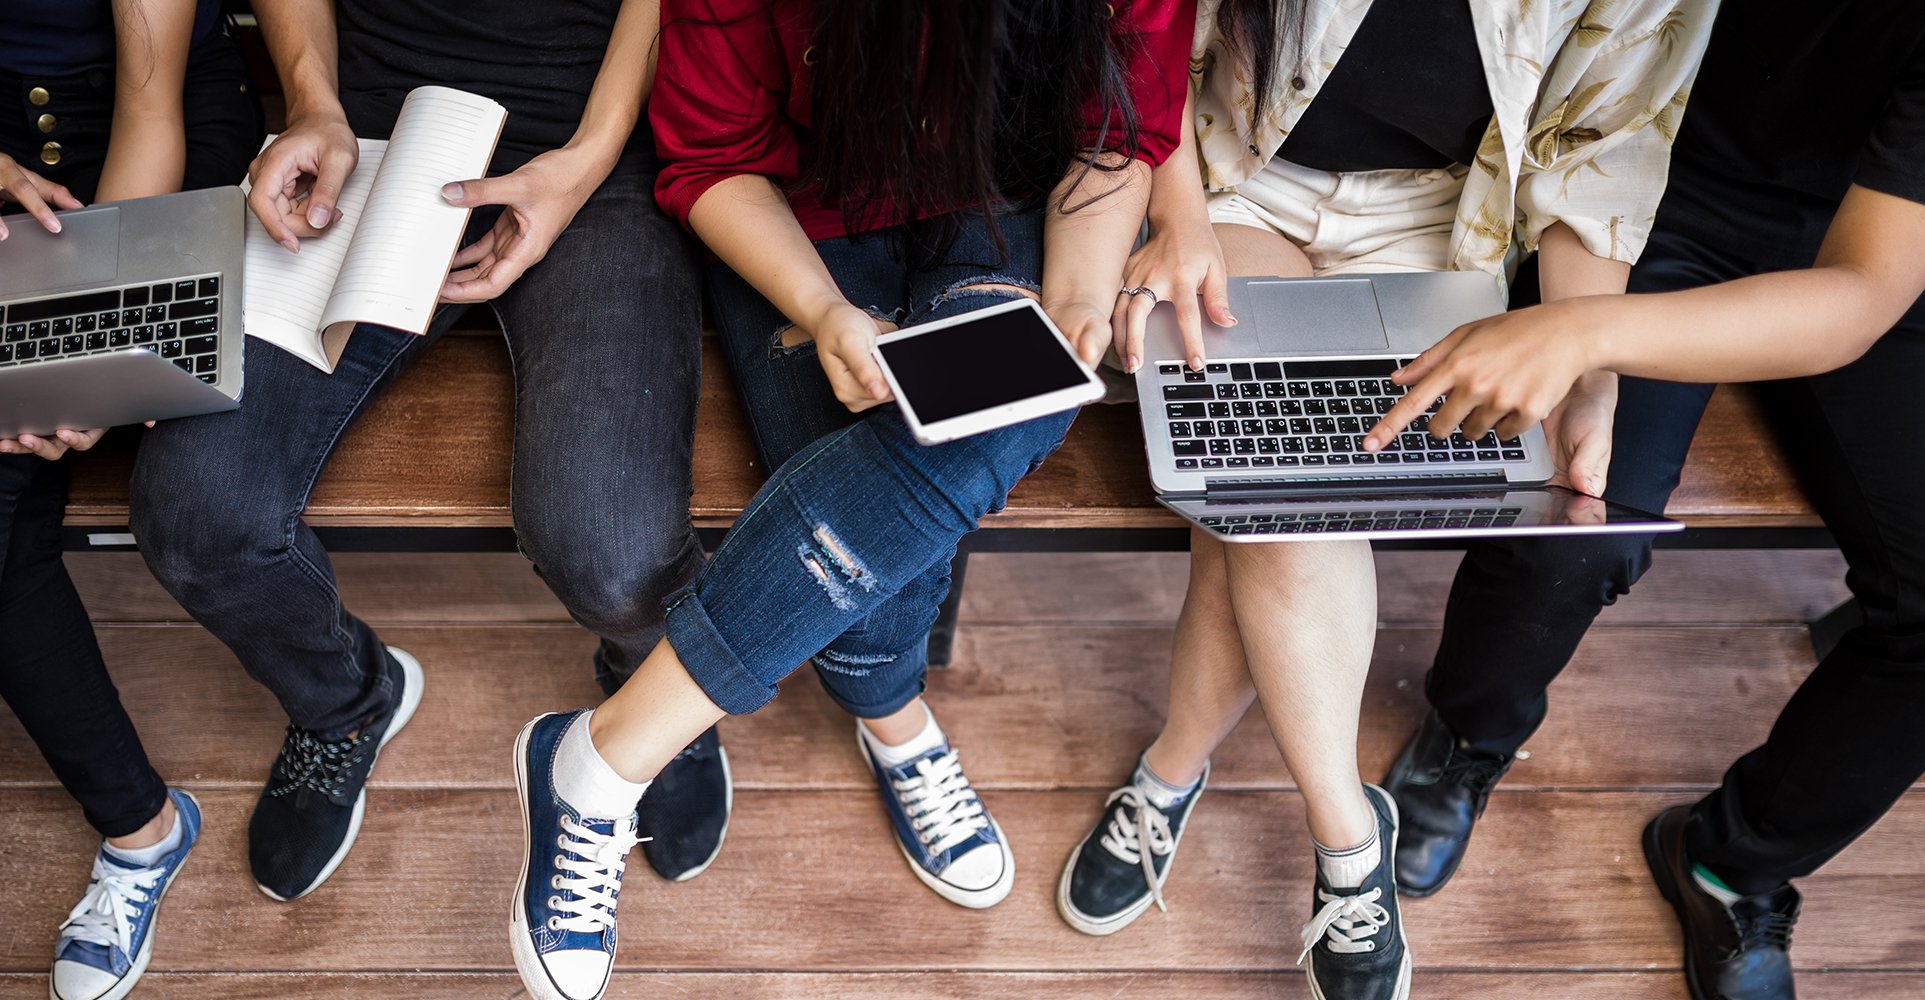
1;28;261;838
1426;218;1925;895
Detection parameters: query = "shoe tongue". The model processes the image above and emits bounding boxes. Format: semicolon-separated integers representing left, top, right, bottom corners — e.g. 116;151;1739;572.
97;850;148;874
1732;884;1798;920
56;938;116;966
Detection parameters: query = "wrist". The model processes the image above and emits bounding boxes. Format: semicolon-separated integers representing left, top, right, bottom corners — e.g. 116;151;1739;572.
283;96;349;132
560;128;627;179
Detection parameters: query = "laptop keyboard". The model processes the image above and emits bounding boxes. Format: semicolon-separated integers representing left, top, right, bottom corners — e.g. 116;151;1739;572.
1201;505;1525;537
0;274;224;384
1157;356;1526;473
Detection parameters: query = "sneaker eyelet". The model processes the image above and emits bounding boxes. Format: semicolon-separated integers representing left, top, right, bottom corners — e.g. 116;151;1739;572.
554;854;567;868
556;834;567;849
549;895;563;908
547;916;562;931
551;874;564;889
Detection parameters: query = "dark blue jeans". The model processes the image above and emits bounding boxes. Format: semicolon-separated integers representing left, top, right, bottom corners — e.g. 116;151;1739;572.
675;212;1069;716
130;163;706;740
1426;210;1925;892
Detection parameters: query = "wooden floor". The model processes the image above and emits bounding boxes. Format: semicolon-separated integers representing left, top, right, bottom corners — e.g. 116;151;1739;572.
3;548;1922;999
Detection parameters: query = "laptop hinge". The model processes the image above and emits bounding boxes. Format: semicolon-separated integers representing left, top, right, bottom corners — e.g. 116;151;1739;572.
1203;471;1511;499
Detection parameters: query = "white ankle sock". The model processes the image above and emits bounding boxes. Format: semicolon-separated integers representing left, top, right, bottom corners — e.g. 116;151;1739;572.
552;711;652;820
104;807;182;868
1315;827;1382;889
1133;758;1201;812
859;704;945;767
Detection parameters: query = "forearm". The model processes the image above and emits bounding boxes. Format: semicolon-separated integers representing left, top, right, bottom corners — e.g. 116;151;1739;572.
253;0;343;122
564;0;660;173
687;175;847;330
1044;157;1152;310
1145;85;1207;231
97;0;194;201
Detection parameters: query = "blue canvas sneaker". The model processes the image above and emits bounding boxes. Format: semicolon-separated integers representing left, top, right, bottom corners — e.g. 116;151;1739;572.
512;711;640;1000
1300;784;1412;1000
856;724;1013;908
52;788;202;1000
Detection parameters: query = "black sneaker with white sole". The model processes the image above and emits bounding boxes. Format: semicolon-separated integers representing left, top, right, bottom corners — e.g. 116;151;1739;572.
638;724;732;882
248;646;424;901
1058;760;1209;936
1300;784;1411;1000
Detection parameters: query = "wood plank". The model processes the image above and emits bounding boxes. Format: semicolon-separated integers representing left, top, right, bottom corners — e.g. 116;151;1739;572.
63;339;1818;530
0;624;1814;791
1;789;1919;973
3;971;1919;1000
61;548;1853;628
959;549;1851;627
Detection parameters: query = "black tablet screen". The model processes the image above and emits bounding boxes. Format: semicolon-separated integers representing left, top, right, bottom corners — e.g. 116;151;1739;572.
877;305;1090;424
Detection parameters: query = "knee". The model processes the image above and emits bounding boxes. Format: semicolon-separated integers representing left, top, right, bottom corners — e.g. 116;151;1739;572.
524;520;701;634
129;474;288;596
1472;535;1655;609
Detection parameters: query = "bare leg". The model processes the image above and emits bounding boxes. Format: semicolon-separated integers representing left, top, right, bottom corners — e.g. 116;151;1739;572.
588;637;727;783
1143;529;1258;784
106;797;178;851
1224;539;1379;848
862;697;932;743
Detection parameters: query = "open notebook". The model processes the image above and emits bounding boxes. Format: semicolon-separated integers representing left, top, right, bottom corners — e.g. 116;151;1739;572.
242;86;506;372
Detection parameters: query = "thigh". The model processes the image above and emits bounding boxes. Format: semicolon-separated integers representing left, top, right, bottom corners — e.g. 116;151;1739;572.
492;167;704;524
178;29;267;191
1213;222;1314;279
900;209;1045;320
708;234;908;469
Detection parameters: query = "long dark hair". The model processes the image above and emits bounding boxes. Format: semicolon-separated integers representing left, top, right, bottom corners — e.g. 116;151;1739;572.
803;0;1145;259
1212;0;1306;127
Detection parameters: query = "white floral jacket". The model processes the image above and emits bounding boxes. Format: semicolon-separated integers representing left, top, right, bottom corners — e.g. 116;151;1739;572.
1191;0;1721;282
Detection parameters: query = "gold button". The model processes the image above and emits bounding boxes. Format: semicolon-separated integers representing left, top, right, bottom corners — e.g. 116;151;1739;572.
40;141;61;166
36;113;56;134
28;86;51;106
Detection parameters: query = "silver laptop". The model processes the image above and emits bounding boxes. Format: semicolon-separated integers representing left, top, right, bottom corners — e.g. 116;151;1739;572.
1134;272;1681;542
0;187;245;438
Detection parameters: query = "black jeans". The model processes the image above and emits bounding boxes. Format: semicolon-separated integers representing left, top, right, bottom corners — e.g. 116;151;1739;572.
0;28;261;839
130;161;706;739
1426;217;1925;893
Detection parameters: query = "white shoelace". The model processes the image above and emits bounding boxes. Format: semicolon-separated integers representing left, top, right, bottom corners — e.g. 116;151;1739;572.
1097;787;1177;912
60;856;166;957
1297;886;1391;962
893;751;990;855
547;815;641;934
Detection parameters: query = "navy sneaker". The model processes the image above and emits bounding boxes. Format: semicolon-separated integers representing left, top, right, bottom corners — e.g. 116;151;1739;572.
1058;760;1209;935
52;789;202;1000
249;646;424;901
856;724;1013;908
638;725;732;882
1300;784;1412;1000
512;711;640;1000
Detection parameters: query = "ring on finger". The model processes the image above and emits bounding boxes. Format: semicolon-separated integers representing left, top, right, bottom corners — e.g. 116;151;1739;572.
1119;286;1159;303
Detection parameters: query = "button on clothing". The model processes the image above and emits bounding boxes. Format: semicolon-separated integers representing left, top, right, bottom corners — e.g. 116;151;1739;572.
675;210;1072;716
38;140;57;164
1277;0;1491;173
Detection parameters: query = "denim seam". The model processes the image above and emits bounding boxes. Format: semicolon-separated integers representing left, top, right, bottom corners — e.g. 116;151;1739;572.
278;330;420;719
767;306;904;359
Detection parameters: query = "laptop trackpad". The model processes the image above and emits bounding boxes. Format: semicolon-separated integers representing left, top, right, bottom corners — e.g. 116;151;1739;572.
1;205;120;295
1243;278;1389;354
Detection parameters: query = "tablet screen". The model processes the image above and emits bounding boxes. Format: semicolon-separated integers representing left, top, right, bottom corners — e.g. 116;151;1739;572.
876;304;1091;424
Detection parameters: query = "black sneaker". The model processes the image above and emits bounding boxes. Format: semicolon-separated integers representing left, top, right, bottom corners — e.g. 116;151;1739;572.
1643;806;1799;1000
637;724;732;882
248;646;424;901
1057;760;1209;936
1300;784;1411;1000
1381;710;1513;897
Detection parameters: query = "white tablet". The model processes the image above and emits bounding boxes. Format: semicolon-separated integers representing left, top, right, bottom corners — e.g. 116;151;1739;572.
872;297;1106;445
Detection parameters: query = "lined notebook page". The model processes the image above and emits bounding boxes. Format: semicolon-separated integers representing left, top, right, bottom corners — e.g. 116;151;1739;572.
320;87;506;338
241;138;387;371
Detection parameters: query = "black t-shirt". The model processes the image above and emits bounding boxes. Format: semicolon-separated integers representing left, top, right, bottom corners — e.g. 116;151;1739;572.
1278;0;1492;172
335;0;651;174
0;0;220;78
1663;0;1925;266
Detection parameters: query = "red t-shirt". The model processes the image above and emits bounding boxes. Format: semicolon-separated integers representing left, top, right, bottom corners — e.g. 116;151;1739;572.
651;0;1196;241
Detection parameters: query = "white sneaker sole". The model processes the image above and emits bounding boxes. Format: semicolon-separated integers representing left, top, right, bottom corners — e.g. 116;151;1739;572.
1305;784;1412;1000
51;791;200;1000
510;714;615;1000
855;729;1014;909
667;746;733;883
256;646;425;902
1055;769;1209;937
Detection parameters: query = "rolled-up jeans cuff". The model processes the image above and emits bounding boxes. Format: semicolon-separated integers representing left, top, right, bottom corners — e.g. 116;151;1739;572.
815;643;929;719
663;587;778;715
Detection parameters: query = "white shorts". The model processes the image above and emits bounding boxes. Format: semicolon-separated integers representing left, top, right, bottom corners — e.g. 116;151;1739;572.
1207;158;1470;276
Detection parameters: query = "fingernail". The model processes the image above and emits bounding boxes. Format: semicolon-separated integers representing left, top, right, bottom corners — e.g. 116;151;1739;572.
1226;315;1239;327
1125;354;1140;373
1190;355;1204;371
281;237;300;253
48;219;62;234
307;206;329;229
441;182;462;202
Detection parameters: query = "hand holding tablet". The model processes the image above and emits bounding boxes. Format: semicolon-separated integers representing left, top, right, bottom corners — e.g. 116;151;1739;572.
872;298;1106;445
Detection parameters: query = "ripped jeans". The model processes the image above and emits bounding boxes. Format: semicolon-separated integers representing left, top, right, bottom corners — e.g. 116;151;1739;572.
674;209;1072;716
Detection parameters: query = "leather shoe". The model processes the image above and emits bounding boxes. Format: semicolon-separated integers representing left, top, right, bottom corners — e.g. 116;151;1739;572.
1380;710;1512;897
1643;806;1799;1000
